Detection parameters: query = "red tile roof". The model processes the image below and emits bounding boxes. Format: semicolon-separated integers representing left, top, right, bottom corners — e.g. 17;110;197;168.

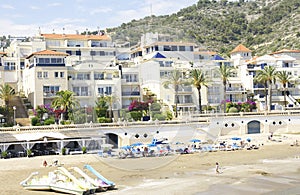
271;49;300;54
41;33;111;41
194;51;217;55
26;50;69;59
145;41;196;48
230;44;251;53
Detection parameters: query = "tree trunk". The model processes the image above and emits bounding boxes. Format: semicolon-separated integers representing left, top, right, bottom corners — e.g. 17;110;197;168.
264;84;268;111
283;88;287;108
267;81;272;112
198;88;202;113
223;84;226;113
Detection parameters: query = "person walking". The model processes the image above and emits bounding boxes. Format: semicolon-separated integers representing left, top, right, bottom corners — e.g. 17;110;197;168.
215;162;221;174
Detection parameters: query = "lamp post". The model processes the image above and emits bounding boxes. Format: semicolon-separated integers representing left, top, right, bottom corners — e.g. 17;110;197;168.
84;105;87;123
148;103;151;121
13;106;16;126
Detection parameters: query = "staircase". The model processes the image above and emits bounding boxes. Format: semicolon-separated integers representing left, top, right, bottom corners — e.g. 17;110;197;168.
10;96;31;126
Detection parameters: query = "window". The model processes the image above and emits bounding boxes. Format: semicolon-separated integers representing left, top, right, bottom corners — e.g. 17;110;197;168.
54;72;59;78
163;46;171;51
122;74;138;82
43;72;48;78
75;50;81;56
39;58;45;63
76;73;90;80
60;72;64;78
179;46;185;51
94;73;104;80
4;62;16;70
97;86;112;95
43;86;60;95
66;50;72;55
90;51;96;56
37;72;42;78
51;58;57;63
171;46;177;51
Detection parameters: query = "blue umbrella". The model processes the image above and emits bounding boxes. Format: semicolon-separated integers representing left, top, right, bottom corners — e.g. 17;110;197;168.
231;137;241;141
246;138;251;142
131;142;143;147
121;145;131;150
190;139;201;143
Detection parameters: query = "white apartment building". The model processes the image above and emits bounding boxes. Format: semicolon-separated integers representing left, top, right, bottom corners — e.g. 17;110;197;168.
1;31;300;115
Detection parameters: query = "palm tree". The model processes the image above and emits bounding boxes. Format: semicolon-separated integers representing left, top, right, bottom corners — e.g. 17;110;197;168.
277;71;293;108
163;69;188;118
190;69;209;113
218;64;235;113
0;84;15;107
254;75;268;111
104;94;118;120
51;90;79;121
0;84;15;123
255;66;277;111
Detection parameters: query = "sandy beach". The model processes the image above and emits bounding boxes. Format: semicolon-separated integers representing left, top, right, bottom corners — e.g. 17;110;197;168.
0;142;299;195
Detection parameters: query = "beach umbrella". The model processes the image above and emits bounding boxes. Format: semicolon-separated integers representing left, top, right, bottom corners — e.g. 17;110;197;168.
246;138;251;142
190;139;201;143
121;145;131;150
131;142;143;147
231;137;241;141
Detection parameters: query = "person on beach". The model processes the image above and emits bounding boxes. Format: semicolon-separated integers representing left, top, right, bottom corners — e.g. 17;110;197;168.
43;160;48;167
215;162;220;174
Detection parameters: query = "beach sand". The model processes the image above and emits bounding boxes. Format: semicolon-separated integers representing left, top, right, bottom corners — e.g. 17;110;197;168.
0;143;299;195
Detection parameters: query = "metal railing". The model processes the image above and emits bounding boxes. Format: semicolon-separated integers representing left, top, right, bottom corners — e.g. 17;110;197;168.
1;109;300;133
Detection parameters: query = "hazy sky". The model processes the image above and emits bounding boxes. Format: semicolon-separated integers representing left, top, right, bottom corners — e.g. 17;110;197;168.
0;0;198;36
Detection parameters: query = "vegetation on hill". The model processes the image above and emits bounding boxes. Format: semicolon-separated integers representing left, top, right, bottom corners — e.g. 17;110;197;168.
105;0;300;56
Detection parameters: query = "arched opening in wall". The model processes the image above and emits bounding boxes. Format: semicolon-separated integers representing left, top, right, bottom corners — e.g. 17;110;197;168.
247;120;261;134
106;133;118;148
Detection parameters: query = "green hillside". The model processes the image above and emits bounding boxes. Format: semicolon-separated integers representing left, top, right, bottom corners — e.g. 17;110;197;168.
106;0;300;56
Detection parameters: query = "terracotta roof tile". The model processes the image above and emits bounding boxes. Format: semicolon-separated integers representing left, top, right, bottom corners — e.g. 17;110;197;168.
41;33;111;41
145;41;196;48
271;49;300;54
230;44;251;53
194;51;217;55
26;50;69;59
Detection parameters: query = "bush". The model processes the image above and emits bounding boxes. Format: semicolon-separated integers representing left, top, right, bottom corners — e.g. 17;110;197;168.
98;117;112;123
60;120;71;125
82;146;87;154
130;111;142;121
228;107;239;113
166;110;173;120
26;149;32;157
31;117;39;126
61;148;66;155
153;113;166;121
44;117;55;125
1;151;8;158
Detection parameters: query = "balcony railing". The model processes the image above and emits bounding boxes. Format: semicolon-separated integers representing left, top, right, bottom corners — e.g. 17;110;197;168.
122;91;140;96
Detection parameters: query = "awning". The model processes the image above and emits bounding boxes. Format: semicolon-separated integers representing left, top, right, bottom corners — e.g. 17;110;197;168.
13;132;68;141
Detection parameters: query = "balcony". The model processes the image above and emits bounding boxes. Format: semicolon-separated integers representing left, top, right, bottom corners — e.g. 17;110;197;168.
122;91;140;96
43;92;58;97
178;86;192;93
74;92;91;96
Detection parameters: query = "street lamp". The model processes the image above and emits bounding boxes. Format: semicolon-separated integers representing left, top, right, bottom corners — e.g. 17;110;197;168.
13;106;16;126
84;105;87;123
148;103;151;121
